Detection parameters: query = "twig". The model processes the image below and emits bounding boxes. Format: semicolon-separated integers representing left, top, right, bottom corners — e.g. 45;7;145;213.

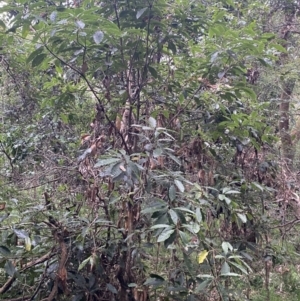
0;251;54;295
42;43;130;154
2;297;31;301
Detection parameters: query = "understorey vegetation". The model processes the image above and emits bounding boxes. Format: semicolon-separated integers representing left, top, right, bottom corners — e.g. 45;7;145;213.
1;0;300;300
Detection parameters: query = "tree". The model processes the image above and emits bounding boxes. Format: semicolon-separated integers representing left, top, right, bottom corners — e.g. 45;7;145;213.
1;1;300;301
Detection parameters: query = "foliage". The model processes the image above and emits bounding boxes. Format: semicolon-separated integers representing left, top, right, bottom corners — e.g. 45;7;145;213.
1;0;300;301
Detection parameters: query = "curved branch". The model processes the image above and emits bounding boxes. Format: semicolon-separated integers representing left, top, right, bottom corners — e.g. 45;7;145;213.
42;43;130;154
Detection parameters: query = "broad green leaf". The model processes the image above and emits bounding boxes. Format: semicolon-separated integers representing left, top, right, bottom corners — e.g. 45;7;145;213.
221;261;230;275
149;116;157;128
27;47;44;64
195;208;202;223
179;230;190;245
229;261;248;275
237;213;247;223
169;209;178;225
0;246;11;256
94;157;121;168
136;7;147;19
32;53;47;67
148;66;158;78
5;260;16;277
107;283;118;294
157;229;175;242
22;22;30;38
14;229;29;239
195;278;212;292
198;250;208;264
222;242;233;255
182;223;200;234
169;185;176;202
174;179;184;192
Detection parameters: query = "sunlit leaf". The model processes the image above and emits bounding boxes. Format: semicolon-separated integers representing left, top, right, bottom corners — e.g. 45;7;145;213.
157;229;175;242
78;256;91;271
14;229;29;239
136;7;147;19
237;213;247;223
25;237;31;251
149;116;157;128
195;208;202;223
174;179;184;192
198;250;208;264
76;20;85;29
169;209;178;225
93;31;104;44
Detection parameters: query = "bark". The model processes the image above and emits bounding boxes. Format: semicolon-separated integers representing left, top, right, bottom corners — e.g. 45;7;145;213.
278;12;296;167
279;80;295;166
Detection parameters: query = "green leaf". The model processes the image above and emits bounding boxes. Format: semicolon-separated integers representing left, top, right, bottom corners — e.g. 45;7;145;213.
182;223;200;234
5;260;16;277
14;229;29;239
195;278;212;292
94;157;121;168
221;261;230;275
169;209;178;225
107;283;118;294
149;116;157;128
32;53;47;67
169;185;176;201
93;31;104;44
22;22;30;38
144;277;165;287
221;242;233;255
157;229;175;242
151;224;172;229
148;66;158;78
270;43;287;53
229;261;248;275
27;47;44;64
237;213;247;223
78;256;91;271
0;246;11;256
174;179;184;192
176;207;194;214
136;7;147;19
179;230;190;245
195;208;202;223
0;20;6;30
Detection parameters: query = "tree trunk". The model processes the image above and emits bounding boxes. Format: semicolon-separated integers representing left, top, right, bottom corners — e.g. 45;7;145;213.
279;79;295;166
